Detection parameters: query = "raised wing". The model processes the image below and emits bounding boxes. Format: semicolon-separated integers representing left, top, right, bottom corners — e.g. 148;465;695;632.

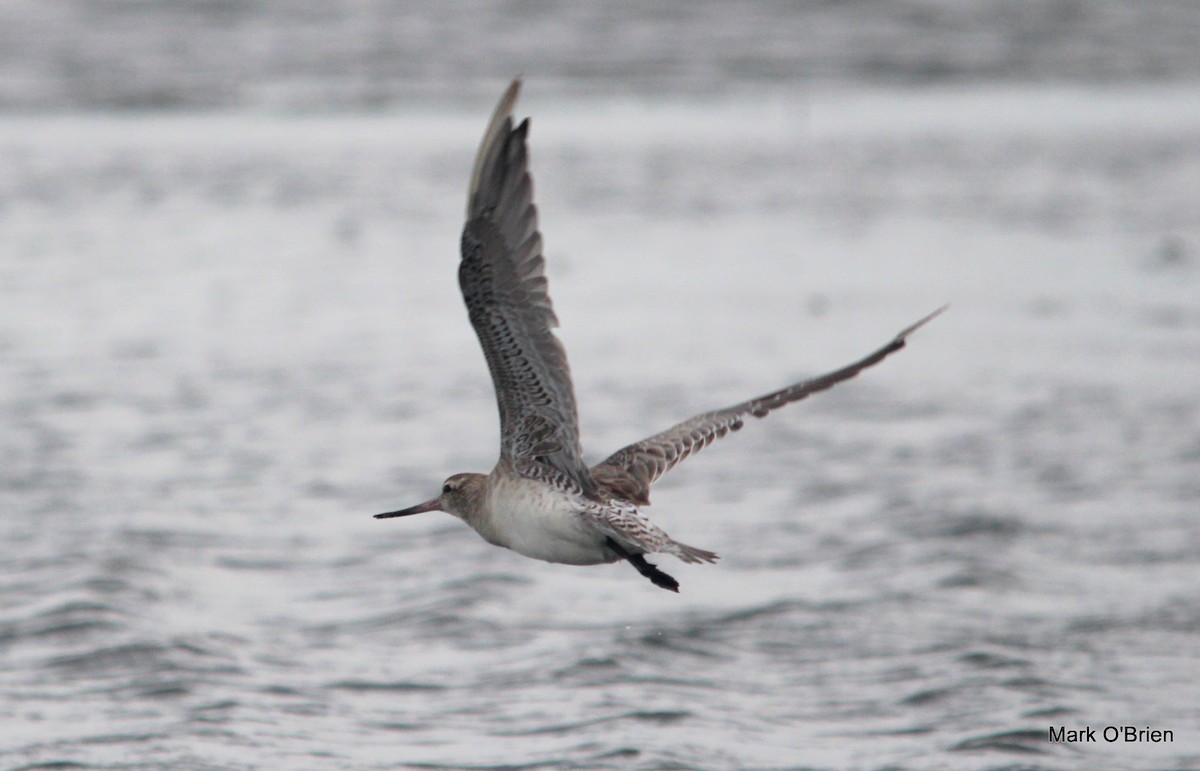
591;307;946;505
459;79;593;493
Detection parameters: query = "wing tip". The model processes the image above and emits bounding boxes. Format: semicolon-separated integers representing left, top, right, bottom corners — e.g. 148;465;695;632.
467;77;525;216
895;304;949;342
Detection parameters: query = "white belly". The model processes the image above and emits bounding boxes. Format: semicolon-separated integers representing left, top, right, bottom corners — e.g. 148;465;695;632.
475;475;614;565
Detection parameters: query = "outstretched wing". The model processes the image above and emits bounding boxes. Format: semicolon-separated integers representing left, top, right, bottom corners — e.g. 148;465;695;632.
590;307;946;505
459;79;593;493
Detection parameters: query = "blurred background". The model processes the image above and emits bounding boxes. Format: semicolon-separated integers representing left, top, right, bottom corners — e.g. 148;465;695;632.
1;0;1198;109
2;2;1199;770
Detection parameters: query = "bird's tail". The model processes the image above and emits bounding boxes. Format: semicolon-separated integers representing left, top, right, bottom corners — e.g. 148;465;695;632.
668;540;720;564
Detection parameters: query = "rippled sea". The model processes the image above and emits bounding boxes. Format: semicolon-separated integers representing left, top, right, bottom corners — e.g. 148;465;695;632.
4;6;1200;771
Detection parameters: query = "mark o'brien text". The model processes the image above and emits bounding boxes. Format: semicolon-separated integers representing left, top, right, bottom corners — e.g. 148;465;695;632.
1049;726;1173;743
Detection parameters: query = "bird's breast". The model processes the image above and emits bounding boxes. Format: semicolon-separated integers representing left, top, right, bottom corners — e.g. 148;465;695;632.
476;474;615;566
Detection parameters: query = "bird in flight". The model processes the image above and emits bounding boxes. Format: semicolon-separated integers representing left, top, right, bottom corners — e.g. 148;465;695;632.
376;79;943;592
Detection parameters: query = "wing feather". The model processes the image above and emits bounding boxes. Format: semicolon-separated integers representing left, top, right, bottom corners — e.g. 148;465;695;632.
591;307;946;504
460;79;593;493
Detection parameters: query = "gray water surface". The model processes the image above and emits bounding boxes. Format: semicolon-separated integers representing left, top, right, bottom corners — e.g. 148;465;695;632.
3;4;1200;768
3;84;1199;769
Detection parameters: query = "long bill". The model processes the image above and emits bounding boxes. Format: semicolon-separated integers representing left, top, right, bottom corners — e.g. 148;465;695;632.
375;498;441;519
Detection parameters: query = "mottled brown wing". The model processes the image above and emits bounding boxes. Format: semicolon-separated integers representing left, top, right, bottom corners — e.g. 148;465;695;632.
459;79;593;493
591;307;946;505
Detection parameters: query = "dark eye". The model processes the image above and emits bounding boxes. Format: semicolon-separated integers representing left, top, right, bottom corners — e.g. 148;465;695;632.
442;484;453;493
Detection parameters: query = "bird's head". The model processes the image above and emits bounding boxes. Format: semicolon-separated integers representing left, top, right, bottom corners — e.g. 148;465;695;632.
375;472;487;522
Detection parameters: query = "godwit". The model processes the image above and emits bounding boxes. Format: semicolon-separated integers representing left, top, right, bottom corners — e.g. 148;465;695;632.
376;79;943;592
